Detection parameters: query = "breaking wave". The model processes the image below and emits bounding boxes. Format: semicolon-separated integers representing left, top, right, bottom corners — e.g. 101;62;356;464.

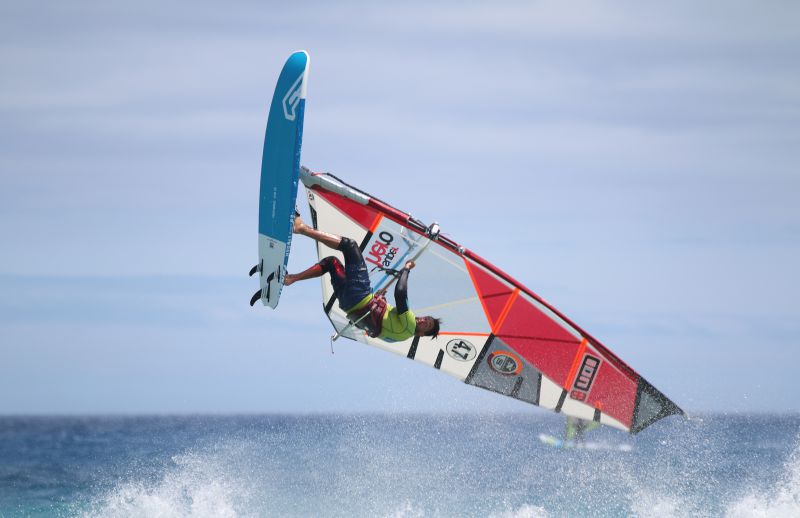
78;448;255;518
725;436;800;518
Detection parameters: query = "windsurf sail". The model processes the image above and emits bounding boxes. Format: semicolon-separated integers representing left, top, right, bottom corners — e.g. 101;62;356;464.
300;167;684;434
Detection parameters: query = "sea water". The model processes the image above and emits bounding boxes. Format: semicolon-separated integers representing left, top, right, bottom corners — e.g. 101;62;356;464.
0;413;797;517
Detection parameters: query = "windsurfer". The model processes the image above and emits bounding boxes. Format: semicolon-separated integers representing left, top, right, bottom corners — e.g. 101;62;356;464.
565;417;600;443
285;215;441;342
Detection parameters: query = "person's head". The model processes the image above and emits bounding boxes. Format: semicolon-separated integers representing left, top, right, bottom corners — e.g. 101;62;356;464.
414;316;441;338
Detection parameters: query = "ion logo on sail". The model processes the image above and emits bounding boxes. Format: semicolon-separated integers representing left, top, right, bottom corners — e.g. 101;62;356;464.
446;339;476;362
570;354;601;401
365;231;399;269
282;73;304;121
487;351;522;376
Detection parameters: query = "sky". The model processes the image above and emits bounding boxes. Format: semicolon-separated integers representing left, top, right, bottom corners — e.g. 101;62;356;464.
1;1;799;416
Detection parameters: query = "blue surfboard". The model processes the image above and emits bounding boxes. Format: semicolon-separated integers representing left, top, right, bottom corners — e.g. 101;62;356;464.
252;51;309;308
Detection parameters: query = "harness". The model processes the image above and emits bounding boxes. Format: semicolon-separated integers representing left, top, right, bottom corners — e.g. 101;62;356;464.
346;294;389;338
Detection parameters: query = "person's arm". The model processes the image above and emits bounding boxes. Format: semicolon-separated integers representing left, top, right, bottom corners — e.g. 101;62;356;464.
394;261;415;314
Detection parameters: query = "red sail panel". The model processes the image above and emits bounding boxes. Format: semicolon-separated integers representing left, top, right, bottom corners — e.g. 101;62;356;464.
578;345;638;428
465;260;517;330
467;259;638;426
497;296;582;388
312;187;378;231
468;260;582;387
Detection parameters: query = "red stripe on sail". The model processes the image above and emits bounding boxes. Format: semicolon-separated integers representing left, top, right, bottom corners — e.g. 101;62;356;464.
312;187;379;231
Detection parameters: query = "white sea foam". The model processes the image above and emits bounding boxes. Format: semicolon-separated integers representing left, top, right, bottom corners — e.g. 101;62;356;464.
79;450;253;518
489;504;550;518
626;433;800;518
629;491;692;518
381;500;426;518
621;447;709;518
725;437;800;518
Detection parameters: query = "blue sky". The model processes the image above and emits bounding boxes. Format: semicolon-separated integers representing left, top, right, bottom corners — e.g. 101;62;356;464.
1;1;798;415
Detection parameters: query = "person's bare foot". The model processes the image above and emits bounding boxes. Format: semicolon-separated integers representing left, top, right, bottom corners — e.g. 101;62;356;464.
293;215;307;234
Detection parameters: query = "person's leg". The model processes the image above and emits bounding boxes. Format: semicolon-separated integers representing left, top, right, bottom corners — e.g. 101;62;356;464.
285;256;346;291
336;236;366;267
290;215;370;308
283;263;324;286
336;237;372;309
294;215;341;250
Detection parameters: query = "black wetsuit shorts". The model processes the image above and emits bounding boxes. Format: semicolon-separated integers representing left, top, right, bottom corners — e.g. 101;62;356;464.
318;237;372;310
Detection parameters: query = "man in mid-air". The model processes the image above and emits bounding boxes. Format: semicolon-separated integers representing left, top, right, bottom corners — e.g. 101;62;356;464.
285;215;441;342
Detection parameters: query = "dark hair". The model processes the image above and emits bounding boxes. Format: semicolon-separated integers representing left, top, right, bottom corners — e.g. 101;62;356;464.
426;317;442;339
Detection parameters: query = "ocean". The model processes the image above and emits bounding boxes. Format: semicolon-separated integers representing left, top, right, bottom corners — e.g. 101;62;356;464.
0;413;797;517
